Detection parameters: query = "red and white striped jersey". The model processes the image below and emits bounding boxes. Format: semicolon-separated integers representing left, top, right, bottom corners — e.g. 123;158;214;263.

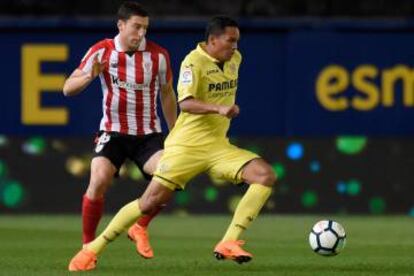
79;35;172;136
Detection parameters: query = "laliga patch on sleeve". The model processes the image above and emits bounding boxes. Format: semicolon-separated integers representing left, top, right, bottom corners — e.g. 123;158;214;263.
180;67;193;85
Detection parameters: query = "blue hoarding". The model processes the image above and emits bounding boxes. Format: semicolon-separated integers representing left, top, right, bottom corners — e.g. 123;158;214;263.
1;20;414;136
286;31;414;135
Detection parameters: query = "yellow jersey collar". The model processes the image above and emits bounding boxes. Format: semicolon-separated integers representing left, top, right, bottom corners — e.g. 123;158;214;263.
196;42;220;63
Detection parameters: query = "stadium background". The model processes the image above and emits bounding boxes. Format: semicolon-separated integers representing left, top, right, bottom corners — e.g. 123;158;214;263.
1;0;414;216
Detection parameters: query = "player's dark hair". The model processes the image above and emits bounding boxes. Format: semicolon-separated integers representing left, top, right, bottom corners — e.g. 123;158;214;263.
117;1;149;21
205;16;239;43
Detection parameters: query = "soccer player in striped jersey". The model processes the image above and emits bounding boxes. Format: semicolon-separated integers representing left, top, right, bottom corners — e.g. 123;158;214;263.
68;15;276;271
63;1;177;259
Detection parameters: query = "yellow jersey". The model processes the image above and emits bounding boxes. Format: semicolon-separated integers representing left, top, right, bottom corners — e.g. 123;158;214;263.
165;42;241;147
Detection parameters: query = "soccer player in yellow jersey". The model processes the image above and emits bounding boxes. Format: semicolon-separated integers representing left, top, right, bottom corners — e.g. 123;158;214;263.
68;16;277;271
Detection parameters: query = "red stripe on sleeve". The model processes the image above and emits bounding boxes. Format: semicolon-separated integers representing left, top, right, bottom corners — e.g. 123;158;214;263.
78;40;106;71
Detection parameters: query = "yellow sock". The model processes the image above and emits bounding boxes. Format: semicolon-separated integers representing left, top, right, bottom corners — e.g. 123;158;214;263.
222;184;271;242
87;199;142;255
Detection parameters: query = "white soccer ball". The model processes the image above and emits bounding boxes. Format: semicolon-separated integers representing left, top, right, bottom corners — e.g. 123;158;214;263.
309;220;346;256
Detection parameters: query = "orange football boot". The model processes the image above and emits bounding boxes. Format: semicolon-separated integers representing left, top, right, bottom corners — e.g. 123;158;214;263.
214;240;253;264
68;248;97;271
127;224;154;259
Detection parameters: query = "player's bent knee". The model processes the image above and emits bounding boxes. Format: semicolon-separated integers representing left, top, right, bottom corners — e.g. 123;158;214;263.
139;192;162;214
86;180;109;199
266;171;277;186
87;170;113;199
138;198;159;214
260;175;275;187
91;169;112;184
259;169;277;187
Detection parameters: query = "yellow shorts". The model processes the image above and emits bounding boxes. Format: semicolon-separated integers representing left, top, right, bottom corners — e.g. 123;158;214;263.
153;140;259;190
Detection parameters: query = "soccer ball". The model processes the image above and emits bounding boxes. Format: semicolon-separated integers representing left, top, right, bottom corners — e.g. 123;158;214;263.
309;220;346;256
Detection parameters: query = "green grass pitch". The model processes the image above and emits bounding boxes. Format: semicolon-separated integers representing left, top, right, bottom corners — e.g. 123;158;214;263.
0;215;413;275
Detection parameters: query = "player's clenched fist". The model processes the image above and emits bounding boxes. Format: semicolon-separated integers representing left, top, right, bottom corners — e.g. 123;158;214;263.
90;56;107;79
218;104;240;118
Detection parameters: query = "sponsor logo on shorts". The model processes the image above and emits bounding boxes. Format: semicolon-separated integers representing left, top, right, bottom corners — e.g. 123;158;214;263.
95;132;111;153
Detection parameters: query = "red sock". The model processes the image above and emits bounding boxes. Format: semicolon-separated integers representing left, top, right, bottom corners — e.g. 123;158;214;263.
137;204;165;228
82;195;104;244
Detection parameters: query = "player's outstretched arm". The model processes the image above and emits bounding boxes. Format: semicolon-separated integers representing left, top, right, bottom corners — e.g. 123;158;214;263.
63;57;106;97
179;98;239;118
160;80;177;130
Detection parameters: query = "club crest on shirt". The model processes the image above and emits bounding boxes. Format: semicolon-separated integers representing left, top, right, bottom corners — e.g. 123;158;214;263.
228;63;237;74
180;67;193;85
144;62;152;72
